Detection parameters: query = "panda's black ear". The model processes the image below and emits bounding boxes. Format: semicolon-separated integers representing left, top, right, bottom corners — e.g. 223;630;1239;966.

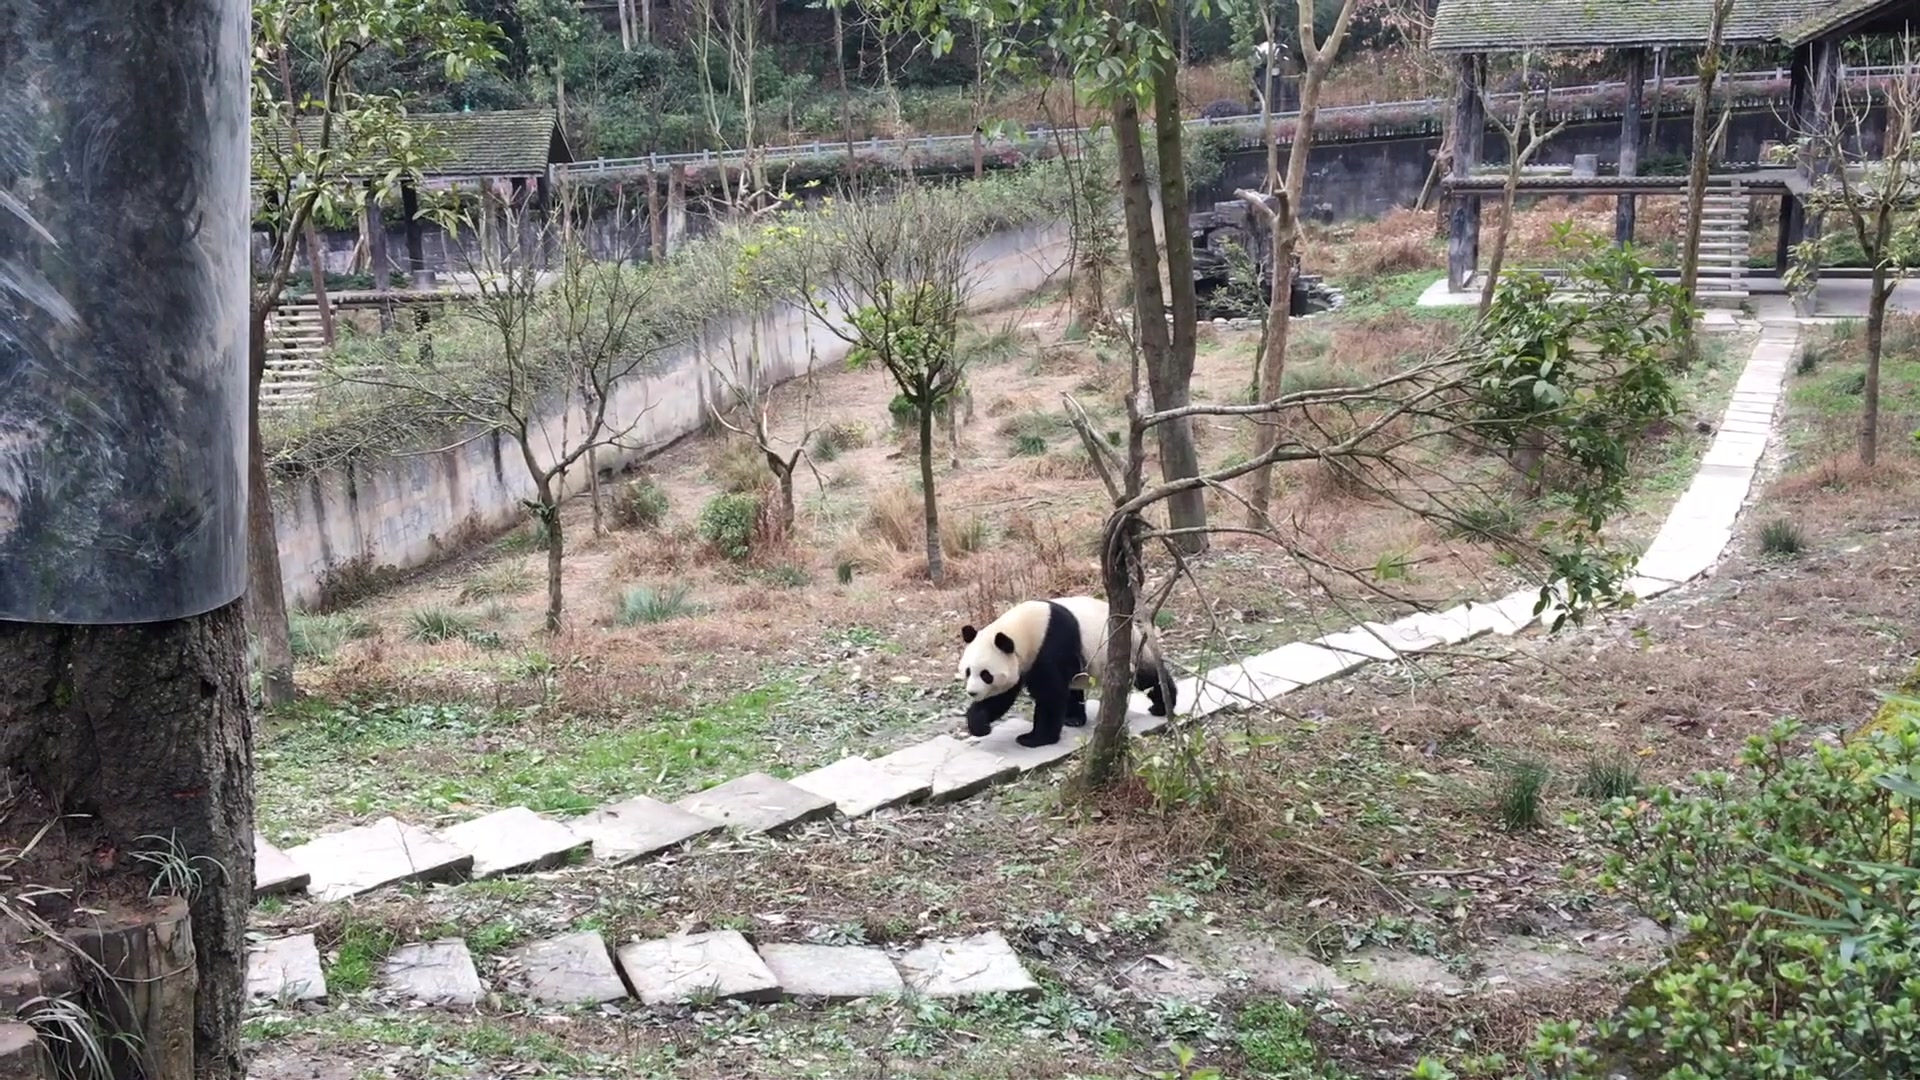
993;632;1017;654
961;625;977;643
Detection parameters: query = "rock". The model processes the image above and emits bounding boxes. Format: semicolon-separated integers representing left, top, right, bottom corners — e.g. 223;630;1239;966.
441;807;588;878
615;930;782;1005
253;833;309;897
871;737;1017;803
379;939;485;1007
286;817;471;903
756;943;903;1002
896;933;1038;998
571;795;721;866
673;772;837;836
787;757;929;819
246;934;327;1002
502;932;628;1005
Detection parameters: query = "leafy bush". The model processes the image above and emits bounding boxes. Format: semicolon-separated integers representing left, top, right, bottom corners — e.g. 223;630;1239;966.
612;477;670;531
1584;713;1920;1078
698;493;760;561
617;584;697;625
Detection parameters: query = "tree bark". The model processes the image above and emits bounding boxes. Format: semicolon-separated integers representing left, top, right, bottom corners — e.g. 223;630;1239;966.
919;403;944;583
1480;156;1524;315
248;315;298;707
835;4;855;161
1149;18;1208;555
1680;0;1733;307
1865;271;1888;466
543;495;565;632
648;166;665;262
0;606;253;1080
1080;517;1139;789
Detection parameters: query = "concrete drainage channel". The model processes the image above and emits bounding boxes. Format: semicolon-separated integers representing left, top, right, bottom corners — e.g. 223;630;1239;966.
247;317;1799;1012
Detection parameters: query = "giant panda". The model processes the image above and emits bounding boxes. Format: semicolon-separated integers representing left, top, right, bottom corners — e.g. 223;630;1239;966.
957;595;1176;748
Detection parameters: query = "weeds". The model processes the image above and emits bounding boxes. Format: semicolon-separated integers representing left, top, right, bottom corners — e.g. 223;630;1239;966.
1576;754;1642;801
1497;759;1550;832
611;477;670;530
328;920;398;994
458;563;536;604
128;833;226;901
1012;433;1049;456
407;608;480;644
288;612;373;662
1760;518;1806;557
617;584;698;625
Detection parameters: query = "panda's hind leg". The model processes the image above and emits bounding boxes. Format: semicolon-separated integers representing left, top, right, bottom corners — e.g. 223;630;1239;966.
1136;663;1175;718
1065;678;1088;727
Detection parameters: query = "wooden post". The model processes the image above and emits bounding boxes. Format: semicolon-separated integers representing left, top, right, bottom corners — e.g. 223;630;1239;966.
667;163;687;253
0;1023;50;1077
69;899;196;1080
1446;53;1486;293
1796;38;1843;312
648;162;665;261
401;178;431;288
1615;48;1647;246
1649;47;1666;151
366;183;393;332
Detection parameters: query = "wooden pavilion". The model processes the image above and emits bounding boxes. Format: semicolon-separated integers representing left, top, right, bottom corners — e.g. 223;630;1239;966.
1430;0;1920;303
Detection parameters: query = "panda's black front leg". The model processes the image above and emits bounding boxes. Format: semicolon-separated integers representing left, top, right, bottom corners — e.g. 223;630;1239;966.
1018;672;1071;748
965;681;1023;738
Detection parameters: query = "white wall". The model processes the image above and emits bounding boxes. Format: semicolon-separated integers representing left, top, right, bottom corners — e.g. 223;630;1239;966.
273;220;1071;607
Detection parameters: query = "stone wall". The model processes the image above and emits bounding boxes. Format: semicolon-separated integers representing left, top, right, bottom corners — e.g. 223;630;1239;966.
271;220;1071;607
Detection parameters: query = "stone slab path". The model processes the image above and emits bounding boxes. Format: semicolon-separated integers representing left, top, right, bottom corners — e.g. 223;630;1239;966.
250;321;1799;919
248;925;1036;1009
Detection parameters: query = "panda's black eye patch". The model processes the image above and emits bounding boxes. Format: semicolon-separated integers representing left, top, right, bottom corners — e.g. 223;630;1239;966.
981;671;995;684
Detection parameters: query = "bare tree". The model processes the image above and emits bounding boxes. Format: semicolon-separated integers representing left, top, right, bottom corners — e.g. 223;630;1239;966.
1235;0;1363;527
694;0;771;209
335;195;688;630
1072;235;1691;788
794;183;982;583
1785;46;1920;467
704;333;827;531
1476;58;1570;315
1679;0;1737;309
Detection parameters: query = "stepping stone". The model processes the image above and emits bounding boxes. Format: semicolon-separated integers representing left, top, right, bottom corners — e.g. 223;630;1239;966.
381;939;485;1007
1183;663;1295;716
757;943;904;1002
572;795;721;866
1481;590;1545;635
1625;575;1681;599
1314;626;1401;663
1461;597;1528;636
287;817;471;903
872;737;1018;803
616;930;781;1005
674;772;836;836
502;932;629;1005
1408;605;1488;647
246;934;327;1002
254;833;309;898
1242;641;1364;687
972;719;1090;771
897;932;1038;999
442;807;588;878
788;757;930;818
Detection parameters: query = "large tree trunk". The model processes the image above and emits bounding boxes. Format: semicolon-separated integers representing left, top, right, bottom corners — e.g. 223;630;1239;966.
248;315;298;707
0;607;253;1080
1149;28;1208;556
919;405;945;583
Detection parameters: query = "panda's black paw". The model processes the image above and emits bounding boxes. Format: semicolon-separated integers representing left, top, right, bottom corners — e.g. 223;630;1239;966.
1149;703;1169;717
1016;729;1060;748
1064;712;1087;728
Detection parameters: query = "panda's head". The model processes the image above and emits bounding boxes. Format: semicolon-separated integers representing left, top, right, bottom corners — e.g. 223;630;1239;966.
958;623;1021;707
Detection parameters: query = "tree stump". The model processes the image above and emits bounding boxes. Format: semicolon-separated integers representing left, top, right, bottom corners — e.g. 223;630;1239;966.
68;899;195;1080
0;1022;50;1080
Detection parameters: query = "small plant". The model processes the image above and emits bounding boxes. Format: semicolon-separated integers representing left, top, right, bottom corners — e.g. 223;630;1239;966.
836;559;856;585
1011;432;1048;456
458;562;536;604
887;393;918;431
128;832;226;900
1575;754;1641;801
287;612;373;662
617;584;698;626
611;477;670;531
1795;341;1825;375
1835;368;1868;395
762;564;809;589
327;920;397;994
1496;759;1550;832
21;996;119;1077
942;515;989;556
1235;998;1346;1078
1759;517;1806;557
699;493;760;561
810;422;869;463
408;608;479;644
710;438;767;494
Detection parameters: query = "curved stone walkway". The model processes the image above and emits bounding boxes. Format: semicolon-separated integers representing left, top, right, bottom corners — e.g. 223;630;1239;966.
248;317;1799;1008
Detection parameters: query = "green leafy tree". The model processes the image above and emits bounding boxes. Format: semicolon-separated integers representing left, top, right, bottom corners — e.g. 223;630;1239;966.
248;0;498;704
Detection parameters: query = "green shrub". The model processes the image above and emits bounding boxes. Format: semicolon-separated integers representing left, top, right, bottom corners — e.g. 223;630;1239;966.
1012;433;1048;456
617;584;697;625
1575;754;1641;801
1565;713;1920;1079
761;564;809;589
612;477;671;531
1759;518;1806;557
288;612;373;662
1235;998;1348;1078
835;559;856;585
698;493;760;561
407;608;478;644
887;394;919;431
711;439;767;494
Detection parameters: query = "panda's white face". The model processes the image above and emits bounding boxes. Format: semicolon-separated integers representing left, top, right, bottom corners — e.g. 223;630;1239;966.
958;624;1020;701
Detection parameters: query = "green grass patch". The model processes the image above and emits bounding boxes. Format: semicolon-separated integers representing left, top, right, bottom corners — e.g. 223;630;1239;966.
326;920;398;994
287;612;373;663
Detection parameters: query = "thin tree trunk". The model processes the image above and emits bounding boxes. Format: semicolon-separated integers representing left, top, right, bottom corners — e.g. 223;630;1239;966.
248;314;298;707
1148;24;1208;555
835;4;854;159
301;224;335;345
919;404;944;583
643;0;652;42
588;446;604;538
1479;159;1522;315
648;166;664;262
1680;1;1732;308
543;495;565;632
1113;99;1171;417
1079;520;1139;788
618;0;633;50
1865;275;1887;466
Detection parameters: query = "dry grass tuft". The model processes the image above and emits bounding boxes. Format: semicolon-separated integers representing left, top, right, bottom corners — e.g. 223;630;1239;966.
709;437;768;495
1773;453;1914;499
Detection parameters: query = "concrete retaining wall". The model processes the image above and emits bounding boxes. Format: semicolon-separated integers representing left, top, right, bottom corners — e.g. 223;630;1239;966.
273;220;1071;607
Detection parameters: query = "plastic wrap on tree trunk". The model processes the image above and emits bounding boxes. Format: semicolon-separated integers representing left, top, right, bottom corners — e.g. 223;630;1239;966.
0;0;250;624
